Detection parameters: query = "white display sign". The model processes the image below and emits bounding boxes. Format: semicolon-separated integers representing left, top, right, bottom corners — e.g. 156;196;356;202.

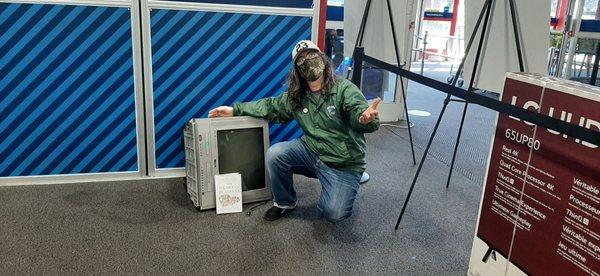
214;173;243;214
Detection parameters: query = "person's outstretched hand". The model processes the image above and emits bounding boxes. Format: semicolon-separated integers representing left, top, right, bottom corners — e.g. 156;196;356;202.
208;106;234;118
359;98;381;124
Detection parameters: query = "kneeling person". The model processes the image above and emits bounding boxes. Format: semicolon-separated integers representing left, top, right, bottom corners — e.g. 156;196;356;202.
209;40;380;223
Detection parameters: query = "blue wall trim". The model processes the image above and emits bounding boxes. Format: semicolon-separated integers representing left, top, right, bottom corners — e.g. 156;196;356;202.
0;3;138;176
151;10;309;168
326;5;343;22
157;0;313;8
580;19;600;33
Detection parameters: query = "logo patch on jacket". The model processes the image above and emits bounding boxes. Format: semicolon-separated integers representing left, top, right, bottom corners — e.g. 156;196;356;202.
326;105;336;116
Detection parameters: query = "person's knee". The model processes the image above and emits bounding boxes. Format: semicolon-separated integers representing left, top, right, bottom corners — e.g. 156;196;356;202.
322;205;351;223
266;143;288;166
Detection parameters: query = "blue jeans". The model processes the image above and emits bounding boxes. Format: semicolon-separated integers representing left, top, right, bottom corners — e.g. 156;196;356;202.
266;139;361;223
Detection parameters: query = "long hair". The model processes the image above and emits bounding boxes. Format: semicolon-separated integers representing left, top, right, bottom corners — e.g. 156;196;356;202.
287;52;338;111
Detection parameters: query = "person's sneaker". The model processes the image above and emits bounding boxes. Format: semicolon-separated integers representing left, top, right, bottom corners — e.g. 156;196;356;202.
263;206;294;221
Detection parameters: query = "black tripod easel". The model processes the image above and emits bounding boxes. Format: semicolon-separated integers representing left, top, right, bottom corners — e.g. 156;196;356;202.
351;0;417;165
394;0;526;229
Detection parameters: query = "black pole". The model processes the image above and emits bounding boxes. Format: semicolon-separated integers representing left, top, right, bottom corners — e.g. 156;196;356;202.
395;98;451;230
590;42;600;85
449;0;492;87
354;0;372;49
351;0;371;91
395;0;493;230
352;47;365;88
508;0;525;72
445;0;494;188
446;103;468;188
386;0;417;165
467;0;493;91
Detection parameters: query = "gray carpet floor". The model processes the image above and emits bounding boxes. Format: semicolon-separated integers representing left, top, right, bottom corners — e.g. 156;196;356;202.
0;62;498;275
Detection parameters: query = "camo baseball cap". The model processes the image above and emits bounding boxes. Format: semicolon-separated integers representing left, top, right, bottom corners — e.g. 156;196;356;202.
291;40;321;61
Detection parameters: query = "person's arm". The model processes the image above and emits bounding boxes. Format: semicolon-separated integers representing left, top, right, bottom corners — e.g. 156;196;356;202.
341;82;380;133
210;93;294;124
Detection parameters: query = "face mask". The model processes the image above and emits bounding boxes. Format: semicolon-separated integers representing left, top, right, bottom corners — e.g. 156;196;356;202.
297;57;325;82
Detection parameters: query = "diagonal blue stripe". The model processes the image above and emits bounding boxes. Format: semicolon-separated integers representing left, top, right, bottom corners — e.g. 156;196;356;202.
23;58;133;175
150;9;176;35
152;12;208;67
151;12;226;89
0;4;45;51
153;14;266;156
159;16;290;167
4;45;132;176
236;24;311;102
38;80;133;175
57;84;134;174
92;124;136;172
269;123;286;140
240;29;311;103
206;17;299;107
151;11;193;53
58;84;135;174
0;8;123;132
152;15;249;126
0;5;69;75
274;121;299;142
3;29;131;176
157;17;310;167
158;46;292;167
25;72;133;175
154;14;279;128
230;20;309;105
156;17;308;166
27;42;133;174
104;134;138;172
0;4;20;28
284;128;304;142
154;15;294;153
153;13;261;120
110;136;138;172
152;13;225;91
149;9;168;29
0;12;131;172
77;110;135;173
0;6;96;97
0;7;108;112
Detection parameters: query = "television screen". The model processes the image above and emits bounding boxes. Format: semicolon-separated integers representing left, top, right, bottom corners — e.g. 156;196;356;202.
217;128;266;191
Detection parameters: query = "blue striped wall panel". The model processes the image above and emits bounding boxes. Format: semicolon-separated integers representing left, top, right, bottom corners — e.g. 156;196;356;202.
157;0;313;8
0;3;139;176
151;10;310;169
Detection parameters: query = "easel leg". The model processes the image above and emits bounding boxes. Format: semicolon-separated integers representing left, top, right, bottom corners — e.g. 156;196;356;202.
400;78;417;165
394;0;492;230
385;0;416;165
444;0;494;189
395;96;450;229
446;102;469;188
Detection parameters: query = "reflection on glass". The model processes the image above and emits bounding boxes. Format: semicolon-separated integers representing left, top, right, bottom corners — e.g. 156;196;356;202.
325;29;344;69
569;38;600;85
361;63;396;103
582;0;600;19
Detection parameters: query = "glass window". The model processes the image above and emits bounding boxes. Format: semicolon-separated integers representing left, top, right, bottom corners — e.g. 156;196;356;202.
325;29;344;69
551;0;559;17
582;0;600;19
422;0;454;12
328;0;343;6
361;63;396;103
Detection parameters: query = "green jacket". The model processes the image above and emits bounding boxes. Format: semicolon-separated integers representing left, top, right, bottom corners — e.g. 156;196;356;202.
233;78;379;173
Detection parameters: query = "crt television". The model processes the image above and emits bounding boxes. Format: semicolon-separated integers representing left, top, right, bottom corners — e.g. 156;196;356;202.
183;116;272;210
